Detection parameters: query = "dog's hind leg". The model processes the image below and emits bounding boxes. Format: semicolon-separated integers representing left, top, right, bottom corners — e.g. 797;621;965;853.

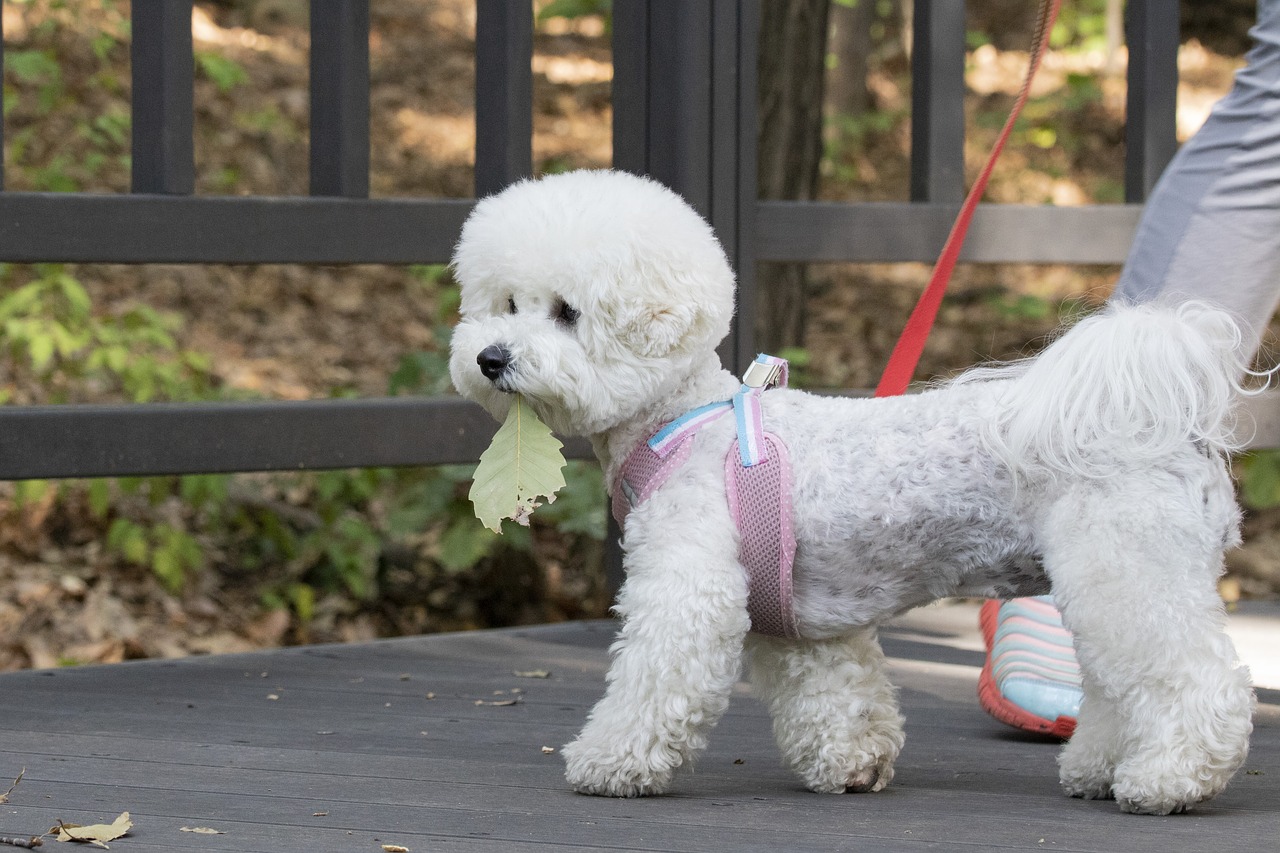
747;630;905;793
1039;476;1254;815
561;532;751;797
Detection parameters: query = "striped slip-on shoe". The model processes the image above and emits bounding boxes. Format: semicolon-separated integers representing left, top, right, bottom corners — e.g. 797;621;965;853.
978;596;1081;739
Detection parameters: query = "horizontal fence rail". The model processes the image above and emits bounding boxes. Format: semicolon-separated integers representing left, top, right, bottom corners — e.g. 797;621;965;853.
0;399;593;481
0;194;471;264
756;202;1145;265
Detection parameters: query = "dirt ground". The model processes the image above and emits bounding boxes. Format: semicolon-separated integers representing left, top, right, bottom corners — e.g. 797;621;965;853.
0;1;1274;671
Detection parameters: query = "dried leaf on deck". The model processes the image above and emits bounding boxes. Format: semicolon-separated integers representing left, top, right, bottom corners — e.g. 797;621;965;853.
178;827;223;835
51;812;132;848
0;768;26;804
381;845;410;853
473;697;521;707
513;670;550;679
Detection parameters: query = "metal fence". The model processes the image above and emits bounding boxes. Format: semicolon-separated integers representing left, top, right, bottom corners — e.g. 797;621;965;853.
1;0;1258;486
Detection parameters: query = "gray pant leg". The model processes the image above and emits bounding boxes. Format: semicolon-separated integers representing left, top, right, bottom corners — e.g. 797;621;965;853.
1115;0;1280;349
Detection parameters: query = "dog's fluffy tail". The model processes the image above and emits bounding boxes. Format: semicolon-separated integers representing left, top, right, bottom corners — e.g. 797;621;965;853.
958;300;1257;477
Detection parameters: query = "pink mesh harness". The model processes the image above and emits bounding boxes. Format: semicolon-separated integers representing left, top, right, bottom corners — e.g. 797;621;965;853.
611;355;799;639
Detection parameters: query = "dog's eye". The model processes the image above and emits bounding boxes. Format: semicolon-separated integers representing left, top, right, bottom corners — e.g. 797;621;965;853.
507;296;517;315
555;300;580;327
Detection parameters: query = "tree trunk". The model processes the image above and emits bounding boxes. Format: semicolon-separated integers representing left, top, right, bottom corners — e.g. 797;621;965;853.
756;0;830;354
825;0;873;118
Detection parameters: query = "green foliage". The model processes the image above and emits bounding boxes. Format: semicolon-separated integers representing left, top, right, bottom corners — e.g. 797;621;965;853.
1048;0;1111;52
775;347;815;389
0;265;214;404
4;7;132;192
390;273;459;397
823;109;904;184
984;291;1055;322
107;518;204;593
195;51;249;93
537;462;606;540
235;104;299;140
4;48;63;112
537;0;611;24
1235;451;1280;510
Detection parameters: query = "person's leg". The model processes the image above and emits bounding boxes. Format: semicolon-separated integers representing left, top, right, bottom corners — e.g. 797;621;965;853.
983;0;1280;736
1116;0;1280;342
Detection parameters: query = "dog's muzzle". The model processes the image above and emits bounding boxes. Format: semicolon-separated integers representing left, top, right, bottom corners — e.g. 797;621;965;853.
477;344;513;382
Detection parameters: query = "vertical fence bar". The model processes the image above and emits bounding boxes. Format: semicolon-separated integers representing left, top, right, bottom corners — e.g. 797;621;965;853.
646;2;714;215
474;0;533;197
606;0;756;596
1124;0;1179;202
310;0;371;198
605;0;652;600
622;0;755;364
1;11;5;191
711;0;758;372
910;0;966;203
131;2;196;195
611;0;650;176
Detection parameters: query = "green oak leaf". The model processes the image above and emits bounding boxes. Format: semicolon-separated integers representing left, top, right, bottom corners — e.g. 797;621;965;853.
470;395;567;533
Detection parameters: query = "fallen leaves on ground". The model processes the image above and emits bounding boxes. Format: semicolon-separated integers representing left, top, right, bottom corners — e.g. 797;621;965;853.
0;769;26;804
51;812;131;849
178;826;223;835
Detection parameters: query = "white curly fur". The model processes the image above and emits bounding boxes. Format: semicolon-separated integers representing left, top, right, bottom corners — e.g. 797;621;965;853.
449;170;1256;815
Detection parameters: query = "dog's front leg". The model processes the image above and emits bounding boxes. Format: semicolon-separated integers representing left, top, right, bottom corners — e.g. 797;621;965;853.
747;630;904;793
563;529;750;797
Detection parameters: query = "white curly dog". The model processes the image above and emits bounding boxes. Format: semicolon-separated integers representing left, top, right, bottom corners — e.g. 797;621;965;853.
448;169;1256;815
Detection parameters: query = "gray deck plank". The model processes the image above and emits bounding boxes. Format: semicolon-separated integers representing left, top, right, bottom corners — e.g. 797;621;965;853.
0;605;1274;852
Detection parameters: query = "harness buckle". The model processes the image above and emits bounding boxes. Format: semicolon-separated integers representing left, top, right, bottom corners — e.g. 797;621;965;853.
742;359;782;389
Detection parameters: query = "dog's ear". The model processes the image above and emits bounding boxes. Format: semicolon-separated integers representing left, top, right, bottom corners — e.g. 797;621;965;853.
619;302;701;358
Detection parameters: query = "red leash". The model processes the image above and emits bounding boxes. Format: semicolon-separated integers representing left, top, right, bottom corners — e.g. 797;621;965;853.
875;0;1064;398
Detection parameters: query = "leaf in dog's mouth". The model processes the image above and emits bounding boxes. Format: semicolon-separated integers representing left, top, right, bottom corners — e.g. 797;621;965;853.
470;395;567;532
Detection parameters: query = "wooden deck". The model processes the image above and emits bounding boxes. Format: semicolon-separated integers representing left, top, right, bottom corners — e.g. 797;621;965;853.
0;601;1275;853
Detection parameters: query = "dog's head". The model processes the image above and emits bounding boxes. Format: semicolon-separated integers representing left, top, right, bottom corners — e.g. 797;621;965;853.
448;170;736;435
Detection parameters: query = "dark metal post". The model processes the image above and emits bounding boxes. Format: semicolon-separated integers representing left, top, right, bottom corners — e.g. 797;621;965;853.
611;0;650;177
714;0;759;373
608;0;758;597
1124;0;1179;202
310;0;371;198
474;0;533;197
613;0;757;367
910;0;967;203
131;2;196;195
1;11;5;191
646;3;715;214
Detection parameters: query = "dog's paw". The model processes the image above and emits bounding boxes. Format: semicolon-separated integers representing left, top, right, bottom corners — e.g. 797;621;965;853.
1057;739;1115;801
1112;777;1202;816
561;737;676;798
794;726;902;795
1109;746;1244;816
1059;772;1115;802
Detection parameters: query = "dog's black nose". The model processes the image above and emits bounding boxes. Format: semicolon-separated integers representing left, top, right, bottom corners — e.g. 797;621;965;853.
477;344;513;381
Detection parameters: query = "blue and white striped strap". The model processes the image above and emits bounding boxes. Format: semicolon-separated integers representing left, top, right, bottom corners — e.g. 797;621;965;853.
734;354;788;468
648;400;732;457
645;354;788;465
